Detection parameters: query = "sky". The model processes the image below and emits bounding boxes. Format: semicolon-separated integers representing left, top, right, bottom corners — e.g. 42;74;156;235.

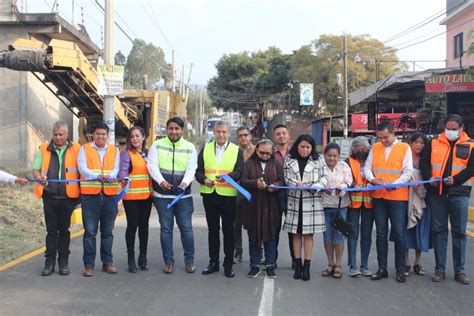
23;0;448;85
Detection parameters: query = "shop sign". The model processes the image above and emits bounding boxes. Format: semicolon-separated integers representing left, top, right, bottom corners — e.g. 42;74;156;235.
425;72;474;93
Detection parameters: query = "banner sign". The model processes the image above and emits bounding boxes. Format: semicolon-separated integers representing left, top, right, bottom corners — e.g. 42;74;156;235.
97;64;124;96
352;113;417;133
425;73;474;93
299;83;314;106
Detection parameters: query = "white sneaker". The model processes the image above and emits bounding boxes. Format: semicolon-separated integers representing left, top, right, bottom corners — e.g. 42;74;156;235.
360;268;373;276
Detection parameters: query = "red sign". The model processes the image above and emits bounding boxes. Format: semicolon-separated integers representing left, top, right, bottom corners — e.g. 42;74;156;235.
351;113;418;133
425;73;474;93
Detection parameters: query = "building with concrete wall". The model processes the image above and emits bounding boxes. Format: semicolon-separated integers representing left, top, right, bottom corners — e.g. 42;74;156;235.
0;1;99;168
441;0;474;68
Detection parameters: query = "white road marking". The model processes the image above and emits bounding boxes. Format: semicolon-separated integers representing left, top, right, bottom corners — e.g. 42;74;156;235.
258;277;275;316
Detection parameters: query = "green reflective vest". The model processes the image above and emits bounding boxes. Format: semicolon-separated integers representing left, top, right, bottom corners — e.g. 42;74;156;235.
200;141;239;197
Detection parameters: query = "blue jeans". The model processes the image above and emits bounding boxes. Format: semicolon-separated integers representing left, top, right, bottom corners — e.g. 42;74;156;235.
323;207;347;244
153;196;195;265
428;193;468;273
248;232;277;268
372;198;407;271
347;207;374;269
81;194;118;268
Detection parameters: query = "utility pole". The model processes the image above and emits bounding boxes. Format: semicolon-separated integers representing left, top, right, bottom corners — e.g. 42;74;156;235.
185;63;193;103
343;34;349;139
72;0;75;25
171;50;176;92
104;0;115;144
199;89;203;136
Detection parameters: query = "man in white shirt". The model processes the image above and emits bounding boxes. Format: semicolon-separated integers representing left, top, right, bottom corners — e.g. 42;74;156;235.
0;170;27;185
195;121;244;278
77;122;120;277
364;122;413;283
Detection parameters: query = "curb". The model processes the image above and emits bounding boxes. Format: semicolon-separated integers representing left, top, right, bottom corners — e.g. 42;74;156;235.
0;230;84;272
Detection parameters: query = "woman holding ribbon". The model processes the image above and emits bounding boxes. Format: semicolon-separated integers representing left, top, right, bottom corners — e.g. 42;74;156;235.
119;126;152;273
283;134;327;281
322;143;353;279
403;132;431;276
240;139;284;279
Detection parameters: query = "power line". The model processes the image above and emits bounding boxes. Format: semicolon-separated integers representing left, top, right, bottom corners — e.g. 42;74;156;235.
383;0;467;43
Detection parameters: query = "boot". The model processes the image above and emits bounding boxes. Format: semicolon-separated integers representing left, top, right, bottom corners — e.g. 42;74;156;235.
58;257;70;276
41;258;55;276
128;253;137;273
293;258;302;280
302;259;311;281
138;251;149;271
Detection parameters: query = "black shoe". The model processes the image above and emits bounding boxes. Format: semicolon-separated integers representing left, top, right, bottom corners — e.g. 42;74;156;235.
41;261;55;276
58;263;70;276
431;271;446;282
413;264;426;275
266;266;276;279
404;265;411;277
396;270;406;283
138;252;149;271
248;266;261;278
371;268;388;281
293;258;302;280
224;267;235;278
128;253;137;273
291;259;296;270
301;260;311;281
202;262;219;275
58;258;69;276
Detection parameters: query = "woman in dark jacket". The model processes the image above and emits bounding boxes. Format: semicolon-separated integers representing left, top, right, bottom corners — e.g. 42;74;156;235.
241;139;284;279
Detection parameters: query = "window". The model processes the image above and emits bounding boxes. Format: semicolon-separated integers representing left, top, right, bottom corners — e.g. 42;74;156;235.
454;32;464;58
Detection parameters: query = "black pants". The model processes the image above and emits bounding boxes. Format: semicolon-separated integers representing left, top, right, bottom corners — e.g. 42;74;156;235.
203;193;236;268
43;197;78;263
275;221;295;263
123;199;152;255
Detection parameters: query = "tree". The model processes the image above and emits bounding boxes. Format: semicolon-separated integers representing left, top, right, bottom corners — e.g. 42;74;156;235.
207;47;291;112
124;39;170;89
289;34;407;115
114;50;126;65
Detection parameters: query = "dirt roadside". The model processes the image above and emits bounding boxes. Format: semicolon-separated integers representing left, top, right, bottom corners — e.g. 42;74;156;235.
0;169;82;266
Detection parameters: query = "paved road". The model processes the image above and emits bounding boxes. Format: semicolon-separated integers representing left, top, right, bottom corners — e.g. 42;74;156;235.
1;184;473;315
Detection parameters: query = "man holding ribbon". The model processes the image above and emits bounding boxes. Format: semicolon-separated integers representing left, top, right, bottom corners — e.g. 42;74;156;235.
420;114;473;285
196;120;244;278
33;121;80;276
364;122;413;283
78;122;120;277
148;117;198;274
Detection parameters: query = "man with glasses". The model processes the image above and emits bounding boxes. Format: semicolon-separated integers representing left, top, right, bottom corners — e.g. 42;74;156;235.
234;127;256;264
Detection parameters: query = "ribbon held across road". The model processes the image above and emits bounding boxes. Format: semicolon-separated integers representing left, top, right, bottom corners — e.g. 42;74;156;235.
29;178;130;203
268;178;444;192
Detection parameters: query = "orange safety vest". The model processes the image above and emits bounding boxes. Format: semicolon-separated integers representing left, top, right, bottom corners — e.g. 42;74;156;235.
122;149;152;200
371;141;410;201
347;156;372;209
34;142;80;199
80;143;119;195
431;131;474;194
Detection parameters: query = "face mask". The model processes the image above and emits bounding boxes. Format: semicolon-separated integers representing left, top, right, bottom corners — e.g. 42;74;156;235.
354;151;369;161
445;129;460;141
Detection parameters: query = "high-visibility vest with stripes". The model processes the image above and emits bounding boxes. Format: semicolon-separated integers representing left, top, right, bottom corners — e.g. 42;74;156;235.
347;156;372;209
34;142;80;199
431;131;474;194
200;141;239;197
371;141;410;201
123;149;152;200
80;143;119;195
153;136;195;195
